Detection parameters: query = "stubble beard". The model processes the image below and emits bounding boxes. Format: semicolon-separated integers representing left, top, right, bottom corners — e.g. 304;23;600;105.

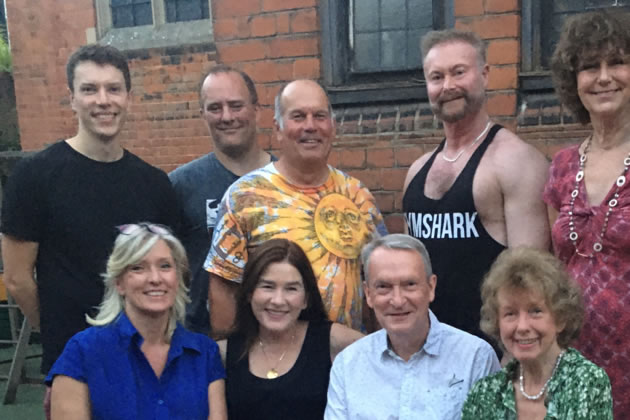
431;90;486;124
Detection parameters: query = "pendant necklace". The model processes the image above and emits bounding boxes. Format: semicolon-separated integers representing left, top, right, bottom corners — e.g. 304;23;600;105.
519;350;565;401
442;120;492;163
259;331;295;379
568;135;630;257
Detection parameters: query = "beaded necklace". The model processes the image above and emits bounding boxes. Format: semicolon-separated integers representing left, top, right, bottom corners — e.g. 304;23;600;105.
518;350;565;401
568;135;630;258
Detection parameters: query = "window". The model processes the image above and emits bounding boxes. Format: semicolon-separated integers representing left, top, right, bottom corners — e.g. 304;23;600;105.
95;0;213;51
521;0;630;91
111;0;153;28
320;0;453;105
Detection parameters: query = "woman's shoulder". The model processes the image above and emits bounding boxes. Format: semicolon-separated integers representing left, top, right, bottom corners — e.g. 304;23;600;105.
558;348;610;384
174;324;220;353
549;144;580;167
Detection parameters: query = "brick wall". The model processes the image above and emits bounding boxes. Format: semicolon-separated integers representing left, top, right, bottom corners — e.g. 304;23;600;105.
6;0;581;230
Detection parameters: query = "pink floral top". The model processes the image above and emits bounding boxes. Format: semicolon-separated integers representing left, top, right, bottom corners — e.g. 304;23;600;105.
543;145;630;418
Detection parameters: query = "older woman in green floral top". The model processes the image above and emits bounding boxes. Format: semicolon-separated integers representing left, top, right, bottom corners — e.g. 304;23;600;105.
462;248;612;419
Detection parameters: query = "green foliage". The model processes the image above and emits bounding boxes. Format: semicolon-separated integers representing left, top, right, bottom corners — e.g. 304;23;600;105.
0;25;10;73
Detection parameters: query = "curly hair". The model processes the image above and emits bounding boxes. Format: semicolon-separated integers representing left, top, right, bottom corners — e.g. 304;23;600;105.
480;247;583;351
551;10;630;125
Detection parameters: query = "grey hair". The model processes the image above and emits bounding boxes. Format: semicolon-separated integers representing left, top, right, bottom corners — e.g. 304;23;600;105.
360;234;433;282
273;81;335;130
421;29;487;67
86;224;191;342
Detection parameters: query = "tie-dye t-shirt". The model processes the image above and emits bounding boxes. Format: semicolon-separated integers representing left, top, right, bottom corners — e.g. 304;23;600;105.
204;163;386;330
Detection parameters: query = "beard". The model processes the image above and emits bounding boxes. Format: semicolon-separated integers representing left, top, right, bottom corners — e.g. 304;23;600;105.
430;88;486;123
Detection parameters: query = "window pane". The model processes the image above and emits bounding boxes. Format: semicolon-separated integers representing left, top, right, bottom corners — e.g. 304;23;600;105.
165;0;209;22
351;0;431;73
353;32;381;72
111;0;152;28
381;0;406;30
381;30;407;69
353;0;379;32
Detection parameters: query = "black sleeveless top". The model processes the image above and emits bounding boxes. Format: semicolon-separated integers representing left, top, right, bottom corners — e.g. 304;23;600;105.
402;124;506;343
226;320;332;420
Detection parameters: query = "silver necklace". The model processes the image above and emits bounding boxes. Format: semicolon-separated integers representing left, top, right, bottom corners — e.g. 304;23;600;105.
518;350;565;401
568;135;630;258
442;121;492;163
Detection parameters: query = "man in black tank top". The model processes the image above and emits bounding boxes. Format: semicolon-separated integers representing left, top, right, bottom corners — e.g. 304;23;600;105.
402;29;550;353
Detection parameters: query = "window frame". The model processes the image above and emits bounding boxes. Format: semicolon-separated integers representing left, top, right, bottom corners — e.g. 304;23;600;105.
520;0;630;92
94;0;214;51
320;0;454;105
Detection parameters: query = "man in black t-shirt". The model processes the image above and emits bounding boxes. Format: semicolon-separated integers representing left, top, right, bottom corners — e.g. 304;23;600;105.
1;44;179;382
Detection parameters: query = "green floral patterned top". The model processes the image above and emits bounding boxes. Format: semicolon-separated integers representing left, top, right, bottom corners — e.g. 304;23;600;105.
461;348;612;420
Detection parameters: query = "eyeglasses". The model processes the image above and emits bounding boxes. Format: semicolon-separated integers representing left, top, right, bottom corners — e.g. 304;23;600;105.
117;223;172;236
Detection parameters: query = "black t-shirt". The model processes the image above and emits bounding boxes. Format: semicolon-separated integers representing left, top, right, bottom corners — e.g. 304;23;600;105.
226;320;332;420
1;140;180;372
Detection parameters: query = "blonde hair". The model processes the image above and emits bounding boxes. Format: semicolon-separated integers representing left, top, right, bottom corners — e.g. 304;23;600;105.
87;224;191;341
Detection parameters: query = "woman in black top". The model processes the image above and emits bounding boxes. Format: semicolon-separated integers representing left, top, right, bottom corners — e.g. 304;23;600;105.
219;239;362;420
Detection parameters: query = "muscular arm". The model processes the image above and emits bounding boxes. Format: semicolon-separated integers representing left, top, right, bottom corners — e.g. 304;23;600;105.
499;141;551;249
51;375;90;420
208;274;238;340
2;235;40;328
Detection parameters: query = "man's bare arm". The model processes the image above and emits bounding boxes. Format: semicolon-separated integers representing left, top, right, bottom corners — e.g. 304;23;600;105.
2;235;40;328
500;141;551;249
208;273;238;340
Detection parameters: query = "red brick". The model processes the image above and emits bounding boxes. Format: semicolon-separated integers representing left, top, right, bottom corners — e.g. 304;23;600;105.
394;146;425;167
385;214;406;234
487;93;517;116
456;14;520;39
347;169;381;190
269;37;319;58
454;0;483;17
292;57;320;79
381;168;406;191
242;60;294;83
327;149;340;167
218;40;269;63
373;192;395;213
290;9;318;33
485;0;518;13
276;12;290;33
213;0;262;18
487;39;519;65
367;148;394;168
340;149;366;169
487;65;518;90
262;0;316;12
251;14;277;37
258;107;275;129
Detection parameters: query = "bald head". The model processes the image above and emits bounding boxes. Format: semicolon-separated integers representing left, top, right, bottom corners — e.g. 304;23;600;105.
274;80;333;130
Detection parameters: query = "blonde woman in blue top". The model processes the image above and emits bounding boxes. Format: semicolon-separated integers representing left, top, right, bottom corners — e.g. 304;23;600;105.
46;223;227;420
462;247;612;419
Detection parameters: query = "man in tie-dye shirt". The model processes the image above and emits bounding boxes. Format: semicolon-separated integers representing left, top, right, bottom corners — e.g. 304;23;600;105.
204;80;386;337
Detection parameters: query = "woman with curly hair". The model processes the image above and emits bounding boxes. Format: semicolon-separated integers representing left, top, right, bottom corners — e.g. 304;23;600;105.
462;247;612;419
544;9;630;416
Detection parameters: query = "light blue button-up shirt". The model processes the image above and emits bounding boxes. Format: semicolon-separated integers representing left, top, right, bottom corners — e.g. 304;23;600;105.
325;311;500;420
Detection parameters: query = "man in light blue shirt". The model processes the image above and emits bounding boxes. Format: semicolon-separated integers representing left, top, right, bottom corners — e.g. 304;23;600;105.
325;234;500;420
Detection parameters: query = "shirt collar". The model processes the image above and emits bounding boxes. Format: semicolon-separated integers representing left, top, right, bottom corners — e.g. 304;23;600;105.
378;310;442;359
114;312;202;355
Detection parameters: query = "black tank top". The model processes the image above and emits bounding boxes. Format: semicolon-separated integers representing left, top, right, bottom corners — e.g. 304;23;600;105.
403;124;506;343
226;320;332;420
